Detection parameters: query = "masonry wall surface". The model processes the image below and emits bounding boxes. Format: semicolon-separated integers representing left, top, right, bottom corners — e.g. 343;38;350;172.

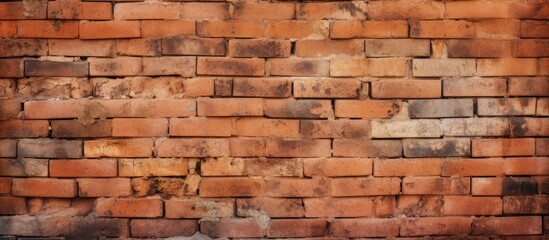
0;0;548;238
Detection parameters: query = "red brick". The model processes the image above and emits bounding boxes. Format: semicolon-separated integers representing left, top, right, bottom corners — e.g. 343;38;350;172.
472;138;535;157
114;2;179;20
511;117;549;137
0;39;47;57
369;0;443;19
538;98;549;116
233;78;291;98
201;218;265;238
233;3;294;20
521;20;549;38
515;40;549;57
198;57;264;76
266;178;330;197
403;177;470;195
300;119;369;139
0;99;20;120
297;2;367;20
365;39;430;57
504;196;549;214
372;80;441;99
198;20;261;38
268;219;327;238
180;2;229;20
331;58;406;77
80;21;140;39
116;38;160;56
84;139;152;158
12;178;76;198
171;117;231;137
269;59;329;77
264;99;332;119
0;79;16;99
504;157;549;175
508;77;549;96
375;158;441;177
264;20;327;39
446;1;549;19
332;177;400;197
202;158;302;177
537;138;549;155
475;19;520;39
472;177;503;196
112;118;167;137
0;21;16;37
413;59;475;77
214;78;232;96
409;99;474;119
89;57;141;76
143;57;195;77
478;58;538;76
335;100;401;119
304;197;374;217
131;219;197;238
331;20;407;39
200;177;264;197
401;217;472;236
294;78;360;99
0;1;46;19
472;216;542;235
95;198;163;218
333;139;402;158
24;60;88;77
443;77;507;97
477;98;536;116
236;118;298;138
411;20;475;38
0;59;23;78
142;20;195;38
444;196;502;215
237;198;304;218
198;98;262;117
332;218;399;238
0;178;11;194
447;39;513;58
0;158;48;177
50;159;116;178
295;40;363;58
229;138;266;157
165;198;233;219
18;20;78;38
0;120;49;138
49;39;115;57
228;39;290;58
442;158;504;177
0;140;16;158
48;1;112;20
303;158;371;177
156;138;229;157
18;139;82;158
119;158;187;177
266;139;331;158
51;120;111;138
78;178;132;197
0;197;26;215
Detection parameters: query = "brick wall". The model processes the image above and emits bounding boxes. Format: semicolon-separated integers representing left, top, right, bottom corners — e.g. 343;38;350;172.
0;0;548;238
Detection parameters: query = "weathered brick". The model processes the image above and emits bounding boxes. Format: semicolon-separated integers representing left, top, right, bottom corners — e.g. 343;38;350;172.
264;99;333;119
141;20;195;38
413;59;475;77
0;79;16;99
475;19;520;39
18;139;82;158
229;138;266;157
264;20;327;39
294;78;361;99
0;1;46;19
295;40;363;57
444;196;502;216
478;59;538;76
0;158;48;177
304;197;375;218
78;178;132;197
197;20;262;38
89;57;142;76
0;120;49;138
331;20;408;38
233;78;291;97
266;139;330;158
18;20;78;38
331;58;406;77
200;178;264;197
442;158;504;177
228;39;290;58
49;39;115;57
119;158;187;177
84;139;153;158
80;21;140;39
333;139;402;158
92;77;211;99
156;138;229;157
446;1;549;19
235;118;298;138
477;98;536;116
332;177;400;196
374;158;441;176
114;2;179;20
371;80;441;99
131;219;197;238
0;59;23;78
472;216;542;236
268;219;327;238
24;60;88;77
143;57;196;77
411;20;475;38
300;120;369;139
201;218;264;238
51;120;111;138
0;178;10;194
0;21;16;37
238;198;304;218
50;159;117;177
202;158;302;177
180;2;230;20
197;57;264;76
409;99;473;118
304;158;372;177
296;2;367;20
17;77;91;99
472;177;503;196
198;98;263;116
472;138;535;157
508;77;548;96
171;117;232;137
537;138;549;156
521;20;549;38
504;157;549;175
0;140;16;158
95;198;163;218
447;39;513;58
538;98;549;116
514;40;549;57
266;177;330;197
510;118;549;137
0;99;20;120
401;217;472;236
372;120;441;138
165;198;233;219
0;39;47;57
334;100;402;118
331;218;400;238
444;77;507;97
403;177;470;195
234;2;294;20
12;179;76;198
116;38;160;56
269;59;329;76
442;118;509;136
214;78;232;96
365;39;430;57
48;1;112;20
503;196;549;214
0;197;26;215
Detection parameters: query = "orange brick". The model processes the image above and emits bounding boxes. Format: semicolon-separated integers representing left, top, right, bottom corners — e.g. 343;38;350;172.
333;139;402;158
264;99;332;119
200;177;264;197
0;140;16;158
0;39;47;57
266;139;330;158
266;178;329;197
269;59;329;77
205;158;302;177
52;120;111;138
18;139;82;159
475;19;520;39
294;78;360;99
131;219;198;238
503;196;549;214
12;178;76;198
0;1;46;19
365;39;430;57
444;196;502;216
229;138;266;157
0;197;26;215
119;158;187;177
332;218;399;238
84;139;153;158
295;40;363;57
95;198;163;218
446;0;548;19
197;57;264;76
0;79;16;98
300;119;369;138
331;20;408;39
18;20;78;38
156;138;229;157
49;39;115;57
233;3;295;20
0;21;16;37
89;57;142;76
80;21;140;39
478;59;538;76
472;216;542;236
50;159;117;177
411;20;475;38
114;2;179;20
0;158;49;177
48;1;112;20
78;178;131;197
197;20;261;38
443;158;504;177
0;59;23;78
143;57;196;77
201;218;264;238
304;197;374;218
372;80;441;99
521;20;549;38
238;198;303;218
198;98;263;117
514;40;549;57
235;118;298;138
165;198;234;219
374;158;441;177
504;157;549;175
401;217;472;236
537;138;549;155
472;138;535;157
332;177;400;196
0;120;49;138
330;59;406;77
402;177;470;195
296;2;367;20
180;2;229;20
0;99;20;120
304;158;372;177
508;77;549;96
511;118;549;137
443;78;507;97
171;117;231;137
142;20;195;38
116;38;160;56
264;20;327;39
540;58;549;75
268;219;327;238
472;177;503;196
368;0;443;19
228;39;290;58
162;37;225;56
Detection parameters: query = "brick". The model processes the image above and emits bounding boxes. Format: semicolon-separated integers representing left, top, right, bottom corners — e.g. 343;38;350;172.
0;99;20;120
0;120;49;138
80;21;140;39
0;197;26;215
508;77;548;96
472;138;535;157
171;117;231;137
444;78;507;97
401;217;472;236
89;57;142;76
504;157;549;175
477;98;536;116
214;78;232;96
92;77;210;99
396;196;443;216
51;120;111;138
114;2;179;20
268;219;327;238
365;39;430;57
165;198;233;219
164;37;224;56
446;39;513;58
266;139;330;158
49;39;115;57
300;120;369;139
0;39;47;57
444;196;502;215
24;60;88;77
0;59;23;77
296;2;367;20
0;140;16;158
375;158;441;176
264;99;332;119
229;138;265;157
0;1;46;19
12;179;76;198
156;138;229;157
78;178;131;197
48;1;112;20
238;198;304;218
442;118;509;136
521;20;549;38
304;158;372;177
180;2;229;20
0;79;16;99
18;20;78;38
236;118;298;138
372;80;441;99
200;178;264;197
372;120;441;138
330;58;406;77
198;98;262;116
119;158;187;177
19;139;82;158
116;38;160;56
17;77;91;99
446;1;549;19
515;40;549;57
203;157;299;177
131;219;197;238
142;20;195;38
332;178;400;196
472;216;542;236
143;57;196;77
269;59;329;77
0;21;16;37
233;78;291;97
0;178;10;194
333;139;402;158
537;138;549;155
475;19;520;39
332;218;399;238
503;177;538;196
334;20;407;39
95;198;163;218
233;3;294;20
334;100;402;118
304;197;375;218
50;159;116;177
264;20;327;39
84;139;152;158
538;98;549;116
201;218;264;238
409;99;473;118
472;177;503;196
403;177;470;195
504;196;549;214
266;178;329;197
295;40;363;57
368;0;444;19
442;158;504;177
478;59;538;76
0;159;48;177
510;118;549;137
197;20;261;38
294;78;361;99
413;59;475;77
198;57;264;76
411;20;475;38
228;39;290;58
